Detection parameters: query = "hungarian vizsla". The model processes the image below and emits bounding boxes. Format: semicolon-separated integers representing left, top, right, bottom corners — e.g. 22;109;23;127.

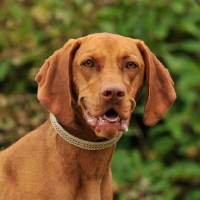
0;33;176;200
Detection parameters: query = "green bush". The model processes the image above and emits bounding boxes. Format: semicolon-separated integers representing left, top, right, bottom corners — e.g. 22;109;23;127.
0;0;200;199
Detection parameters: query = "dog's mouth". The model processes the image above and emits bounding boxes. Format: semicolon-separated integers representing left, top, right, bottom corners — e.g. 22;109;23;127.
103;109;120;122
83;108;129;139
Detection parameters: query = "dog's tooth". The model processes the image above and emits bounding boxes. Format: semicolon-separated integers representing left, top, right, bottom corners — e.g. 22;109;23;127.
117;117;121;122
99;116;102;122
88;118;93;123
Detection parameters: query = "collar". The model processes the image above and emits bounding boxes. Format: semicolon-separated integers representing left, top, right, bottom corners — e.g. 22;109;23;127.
50;113;122;150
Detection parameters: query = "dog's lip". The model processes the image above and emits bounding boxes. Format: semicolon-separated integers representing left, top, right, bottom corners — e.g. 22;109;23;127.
83;108;129;132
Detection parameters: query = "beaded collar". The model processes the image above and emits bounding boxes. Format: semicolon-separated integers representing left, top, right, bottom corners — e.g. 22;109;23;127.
50;113;122;150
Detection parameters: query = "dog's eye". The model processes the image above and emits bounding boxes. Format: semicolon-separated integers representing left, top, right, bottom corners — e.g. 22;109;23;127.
125;62;137;69
83;60;93;68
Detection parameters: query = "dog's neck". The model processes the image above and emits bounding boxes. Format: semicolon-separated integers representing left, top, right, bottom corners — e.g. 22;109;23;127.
48;115;116;182
44;119;115;197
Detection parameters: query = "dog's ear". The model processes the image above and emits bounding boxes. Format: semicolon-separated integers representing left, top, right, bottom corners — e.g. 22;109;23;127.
136;40;176;126
35;39;82;126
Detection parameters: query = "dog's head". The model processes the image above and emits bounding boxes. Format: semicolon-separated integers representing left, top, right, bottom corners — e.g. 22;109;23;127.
35;33;176;140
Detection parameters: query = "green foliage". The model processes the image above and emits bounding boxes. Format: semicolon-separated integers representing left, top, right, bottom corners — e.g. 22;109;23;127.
1;0;200;199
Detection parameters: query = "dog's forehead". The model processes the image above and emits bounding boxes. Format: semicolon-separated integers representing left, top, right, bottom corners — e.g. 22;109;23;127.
77;33;141;57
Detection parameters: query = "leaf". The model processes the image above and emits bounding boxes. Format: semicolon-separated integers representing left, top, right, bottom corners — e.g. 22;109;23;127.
112;150;134;183
185;189;200;200
172;40;200;53
163;161;200;181
0;61;10;81
151;136;176;155
31;5;51;24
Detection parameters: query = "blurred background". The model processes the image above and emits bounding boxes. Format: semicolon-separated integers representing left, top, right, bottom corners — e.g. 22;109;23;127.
0;0;200;199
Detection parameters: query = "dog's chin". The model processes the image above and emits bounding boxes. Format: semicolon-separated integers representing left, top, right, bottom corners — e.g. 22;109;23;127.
83;108;129;140
94;123;122;140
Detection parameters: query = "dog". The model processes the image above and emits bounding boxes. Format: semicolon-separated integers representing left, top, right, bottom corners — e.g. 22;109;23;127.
0;33;176;200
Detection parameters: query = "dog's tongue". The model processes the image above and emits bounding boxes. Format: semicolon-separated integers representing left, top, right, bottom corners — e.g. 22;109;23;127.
104;109;119;122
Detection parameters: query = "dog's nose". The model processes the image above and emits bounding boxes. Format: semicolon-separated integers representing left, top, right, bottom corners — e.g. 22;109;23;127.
100;83;125;102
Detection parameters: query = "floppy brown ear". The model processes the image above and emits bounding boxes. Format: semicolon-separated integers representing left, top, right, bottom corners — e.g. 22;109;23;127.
35;39;82;126
136;40;176;126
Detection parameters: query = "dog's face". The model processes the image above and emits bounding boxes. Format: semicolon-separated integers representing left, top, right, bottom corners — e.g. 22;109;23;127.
72;34;145;139
36;33;176;141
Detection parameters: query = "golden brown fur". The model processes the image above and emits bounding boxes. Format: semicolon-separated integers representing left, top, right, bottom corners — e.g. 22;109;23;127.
0;33;176;200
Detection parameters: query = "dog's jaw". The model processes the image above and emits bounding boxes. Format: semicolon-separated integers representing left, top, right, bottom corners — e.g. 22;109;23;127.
83;107;129;139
